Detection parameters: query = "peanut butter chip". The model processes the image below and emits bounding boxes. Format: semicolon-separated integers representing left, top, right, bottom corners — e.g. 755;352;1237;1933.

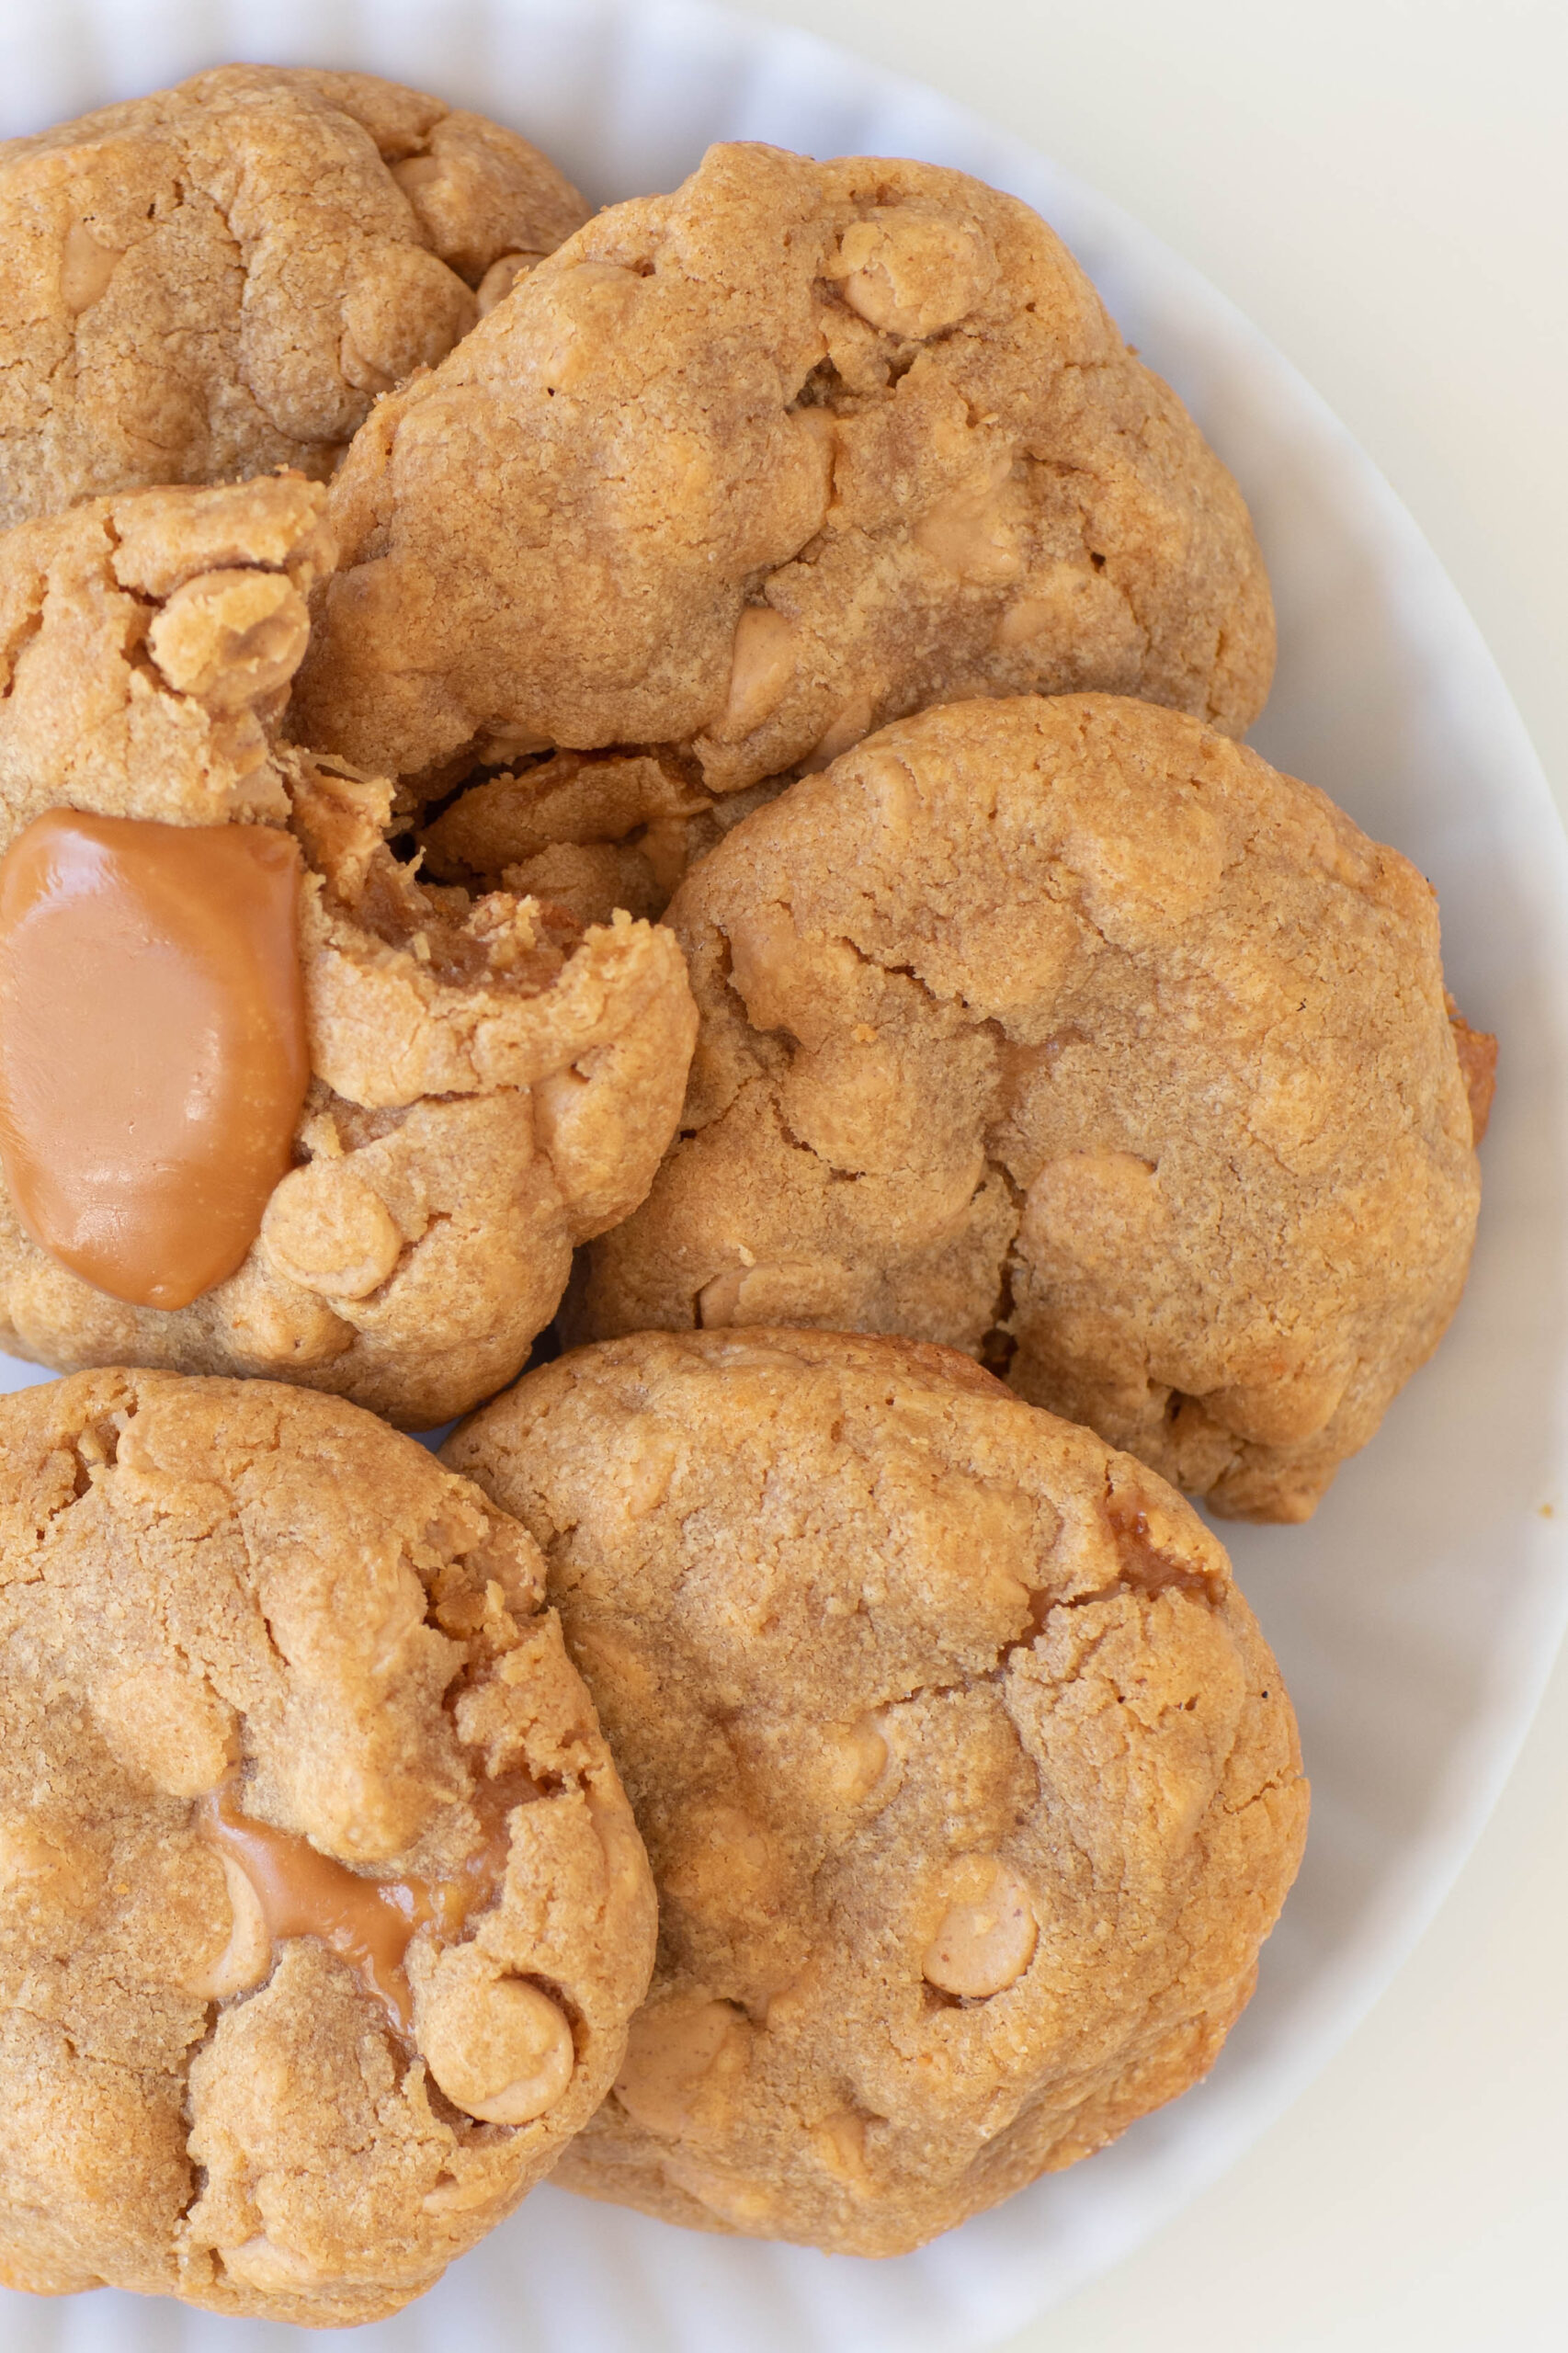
147;570;311;711
922;1859;1037;1997
421;1947;576;2124
806;690;877;770
834;209;996;339
189;1852;272;2000
815;2107;877;2195
613;1996;752;2136
0;1820;99;1917
0;812;309;1311
261;1160;403;1298
221;2237;332;2293
476;251;541;315
717;607;797;739
60;221;120;313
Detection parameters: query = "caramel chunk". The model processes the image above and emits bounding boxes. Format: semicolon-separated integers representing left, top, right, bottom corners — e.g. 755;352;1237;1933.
0;812;308;1309
199;1774;529;2033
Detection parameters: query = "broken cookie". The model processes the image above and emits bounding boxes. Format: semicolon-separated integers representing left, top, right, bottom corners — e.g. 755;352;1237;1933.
418;751;784;930
0;476;697;1426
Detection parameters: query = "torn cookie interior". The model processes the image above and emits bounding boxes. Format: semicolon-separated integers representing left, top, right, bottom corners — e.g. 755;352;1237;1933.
0;472;698;1424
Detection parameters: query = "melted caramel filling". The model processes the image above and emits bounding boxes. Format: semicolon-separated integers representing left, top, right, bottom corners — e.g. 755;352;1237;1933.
0;811;309;1309
199;1779;529;2030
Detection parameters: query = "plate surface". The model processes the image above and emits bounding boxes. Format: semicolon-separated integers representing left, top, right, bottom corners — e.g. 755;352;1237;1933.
3;4;1567;2348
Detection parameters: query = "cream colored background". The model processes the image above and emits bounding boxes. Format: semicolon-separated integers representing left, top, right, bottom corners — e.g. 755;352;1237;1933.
715;2;1568;2347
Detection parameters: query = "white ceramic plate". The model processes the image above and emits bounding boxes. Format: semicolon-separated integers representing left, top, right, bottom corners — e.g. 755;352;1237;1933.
3;4;1567;2348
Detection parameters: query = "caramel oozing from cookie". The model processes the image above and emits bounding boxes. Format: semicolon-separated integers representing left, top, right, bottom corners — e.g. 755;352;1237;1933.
0;812;309;1310
199;1777;529;2032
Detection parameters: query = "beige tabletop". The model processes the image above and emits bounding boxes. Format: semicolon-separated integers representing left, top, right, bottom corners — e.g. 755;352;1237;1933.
726;1;1568;2343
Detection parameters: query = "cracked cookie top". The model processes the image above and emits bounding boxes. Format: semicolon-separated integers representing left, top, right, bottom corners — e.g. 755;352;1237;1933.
578;693;1487;1521
0;476;698;1426
290;141;1274;802
0;64;588;529
443;1327;1307;2256
0;1369;657;2324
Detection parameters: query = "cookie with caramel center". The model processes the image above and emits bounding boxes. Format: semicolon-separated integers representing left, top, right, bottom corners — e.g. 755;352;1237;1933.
0;474;697;1426
0;1369;656;2323
445;1328;1307;2256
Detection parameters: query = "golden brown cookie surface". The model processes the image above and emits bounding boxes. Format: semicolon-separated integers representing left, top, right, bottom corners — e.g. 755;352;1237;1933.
579;694;1483;1520
0;477;697;1425
0;64;587;530
0;1370;656;2323
292;142;1273;804
443;1328;1307;2256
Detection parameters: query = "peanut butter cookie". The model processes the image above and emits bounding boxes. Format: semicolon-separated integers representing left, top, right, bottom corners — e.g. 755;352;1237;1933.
443;1328;1307;2256
578;695;1488;1521
0;476;697;1426
418;752;784;933
291;141;1274;815
0;1369;656;2322
0;64;587;529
